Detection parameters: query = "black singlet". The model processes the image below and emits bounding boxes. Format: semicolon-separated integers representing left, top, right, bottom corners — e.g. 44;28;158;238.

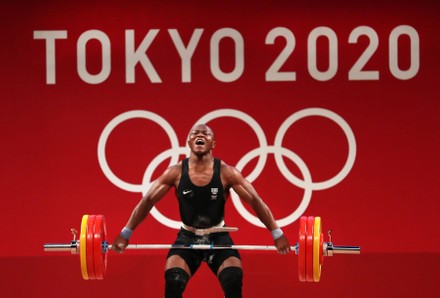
176;158;226;228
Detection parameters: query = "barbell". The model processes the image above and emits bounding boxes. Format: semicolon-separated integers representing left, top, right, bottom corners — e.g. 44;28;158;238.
43;214;360;282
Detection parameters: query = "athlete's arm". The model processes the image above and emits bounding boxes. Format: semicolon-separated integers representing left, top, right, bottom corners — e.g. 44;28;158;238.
221;163;291;254
112;164;181;253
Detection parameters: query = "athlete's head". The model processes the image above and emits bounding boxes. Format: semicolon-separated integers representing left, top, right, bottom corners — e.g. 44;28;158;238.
187;124;216;155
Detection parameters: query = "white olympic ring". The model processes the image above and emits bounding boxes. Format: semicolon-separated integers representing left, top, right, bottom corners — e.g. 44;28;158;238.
97;110;181;193
97;108;356;229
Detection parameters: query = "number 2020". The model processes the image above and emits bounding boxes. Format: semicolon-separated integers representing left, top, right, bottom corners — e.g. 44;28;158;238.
265;25;419;81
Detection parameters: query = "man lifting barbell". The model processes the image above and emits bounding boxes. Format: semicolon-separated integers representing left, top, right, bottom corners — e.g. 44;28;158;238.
42;124;360;290
112;123;291;298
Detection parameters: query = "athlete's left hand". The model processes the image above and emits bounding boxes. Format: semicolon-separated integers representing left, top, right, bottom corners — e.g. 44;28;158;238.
274;235;292;254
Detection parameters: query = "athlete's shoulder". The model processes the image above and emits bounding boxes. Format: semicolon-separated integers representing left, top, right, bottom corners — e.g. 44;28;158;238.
169;161;183;173
160;161;182;183
219;160;243;183
219;159;232;171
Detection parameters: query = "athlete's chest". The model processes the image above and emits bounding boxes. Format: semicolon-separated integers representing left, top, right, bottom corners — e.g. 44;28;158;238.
188;168;214;186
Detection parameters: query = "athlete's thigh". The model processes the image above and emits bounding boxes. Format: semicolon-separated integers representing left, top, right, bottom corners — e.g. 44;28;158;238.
165;254;192;277
216;256;242;276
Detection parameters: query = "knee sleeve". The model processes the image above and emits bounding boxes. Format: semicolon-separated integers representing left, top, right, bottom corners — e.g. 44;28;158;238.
164;268;189;298
218;267;243;298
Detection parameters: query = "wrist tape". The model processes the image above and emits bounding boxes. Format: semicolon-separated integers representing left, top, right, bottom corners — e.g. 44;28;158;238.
271;228;284;240
120;227;133;240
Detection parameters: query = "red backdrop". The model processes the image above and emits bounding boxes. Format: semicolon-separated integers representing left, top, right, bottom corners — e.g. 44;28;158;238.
1;1;439;297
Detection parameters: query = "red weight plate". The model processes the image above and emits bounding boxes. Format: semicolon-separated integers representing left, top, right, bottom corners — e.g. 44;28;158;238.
86;215;96;280
93;215;103;280
306;216;315;282
101;215;107;276
94;215;108;279
298;216;307;282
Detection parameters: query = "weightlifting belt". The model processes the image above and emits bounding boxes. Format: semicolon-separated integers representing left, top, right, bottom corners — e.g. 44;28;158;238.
182;221;238;236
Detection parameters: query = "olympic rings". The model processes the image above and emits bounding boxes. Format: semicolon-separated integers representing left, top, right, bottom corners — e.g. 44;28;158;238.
274;108;356;191
193;109;269;183
97;110;180;193
97;108;356;229
230;146;312;228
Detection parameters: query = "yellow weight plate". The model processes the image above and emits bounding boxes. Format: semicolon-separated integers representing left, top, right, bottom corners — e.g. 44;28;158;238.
80;214;89;280
313;216;322;282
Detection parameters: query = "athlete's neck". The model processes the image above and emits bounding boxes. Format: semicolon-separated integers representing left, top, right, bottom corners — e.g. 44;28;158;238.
189;153;214;167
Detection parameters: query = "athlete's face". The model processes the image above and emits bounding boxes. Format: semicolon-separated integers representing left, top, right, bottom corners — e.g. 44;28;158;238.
188;124;216;155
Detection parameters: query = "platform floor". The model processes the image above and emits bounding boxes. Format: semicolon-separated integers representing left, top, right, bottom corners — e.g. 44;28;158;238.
1;252;438;297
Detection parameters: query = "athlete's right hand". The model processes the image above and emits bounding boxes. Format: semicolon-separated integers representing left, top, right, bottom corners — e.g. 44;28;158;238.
112;235;129;253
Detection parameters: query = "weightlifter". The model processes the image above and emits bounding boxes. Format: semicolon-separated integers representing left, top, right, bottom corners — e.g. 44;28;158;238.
112;124;292;298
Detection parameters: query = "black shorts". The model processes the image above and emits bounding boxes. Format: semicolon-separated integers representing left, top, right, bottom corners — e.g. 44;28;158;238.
167;228;241;276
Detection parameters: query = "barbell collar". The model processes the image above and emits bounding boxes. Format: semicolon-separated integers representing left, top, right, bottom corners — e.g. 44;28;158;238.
324;242;361;256
44;240;79;254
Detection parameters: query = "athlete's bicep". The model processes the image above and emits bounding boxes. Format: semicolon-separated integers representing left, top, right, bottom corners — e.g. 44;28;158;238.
144;165;180;204
223;165;258;203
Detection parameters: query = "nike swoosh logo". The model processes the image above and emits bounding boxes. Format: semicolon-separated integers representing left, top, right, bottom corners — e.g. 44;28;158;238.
183;190;192;195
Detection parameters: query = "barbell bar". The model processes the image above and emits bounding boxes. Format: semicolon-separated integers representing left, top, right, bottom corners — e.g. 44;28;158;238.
43;214;360;282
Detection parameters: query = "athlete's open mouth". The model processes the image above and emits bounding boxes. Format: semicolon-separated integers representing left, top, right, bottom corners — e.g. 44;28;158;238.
195;139;205;145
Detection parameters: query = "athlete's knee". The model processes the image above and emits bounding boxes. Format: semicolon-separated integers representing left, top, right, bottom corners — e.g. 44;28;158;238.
164;268;190;298
218;267;243;298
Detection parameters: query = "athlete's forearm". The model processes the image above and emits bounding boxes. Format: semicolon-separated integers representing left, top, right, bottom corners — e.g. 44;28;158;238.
124;180;171;230
250;197;278;231
125;196;154;230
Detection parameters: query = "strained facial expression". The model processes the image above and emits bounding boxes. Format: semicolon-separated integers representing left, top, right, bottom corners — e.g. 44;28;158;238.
188;124;215;153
